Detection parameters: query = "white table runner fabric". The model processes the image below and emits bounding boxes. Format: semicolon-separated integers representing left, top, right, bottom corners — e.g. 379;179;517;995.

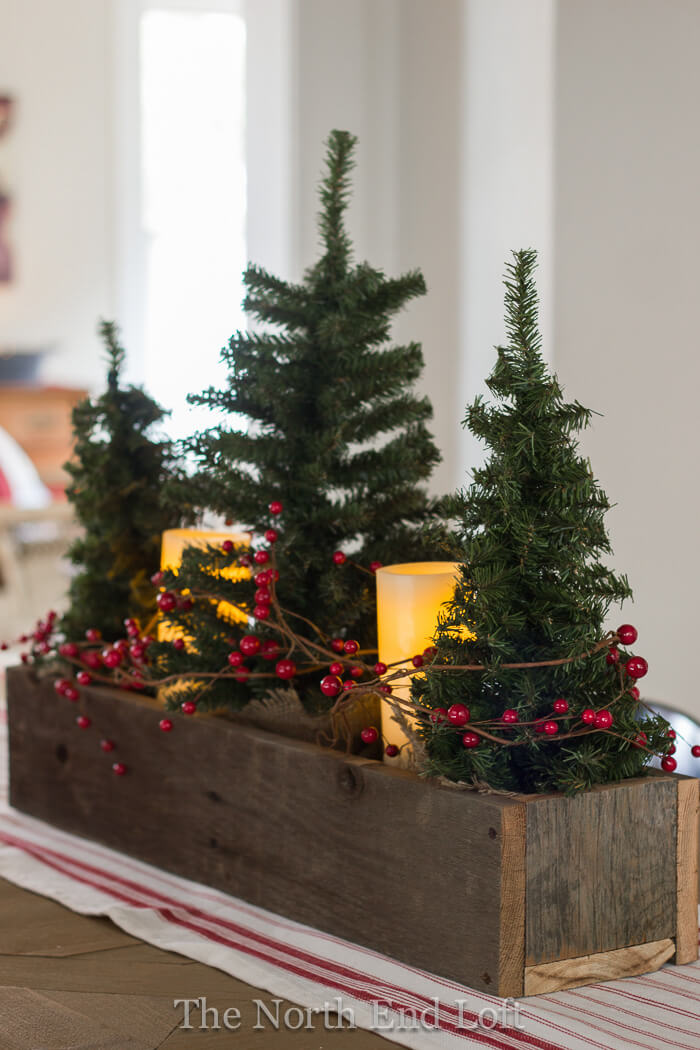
1;696;699;1050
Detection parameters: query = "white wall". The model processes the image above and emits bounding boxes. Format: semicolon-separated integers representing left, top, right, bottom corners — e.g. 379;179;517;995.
552;0;700;718
0;0;114;389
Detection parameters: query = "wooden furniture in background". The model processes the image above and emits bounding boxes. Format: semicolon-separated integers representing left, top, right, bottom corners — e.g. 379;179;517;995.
7;667;699;999
0;385;85;496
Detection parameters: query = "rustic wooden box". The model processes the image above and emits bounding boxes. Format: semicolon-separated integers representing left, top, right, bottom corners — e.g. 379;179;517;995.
7;666;699;997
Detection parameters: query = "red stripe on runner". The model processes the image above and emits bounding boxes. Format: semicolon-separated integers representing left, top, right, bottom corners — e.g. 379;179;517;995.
0;828;566;1050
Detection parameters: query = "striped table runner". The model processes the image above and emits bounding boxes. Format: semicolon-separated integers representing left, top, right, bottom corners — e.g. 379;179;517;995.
1;696;699;1050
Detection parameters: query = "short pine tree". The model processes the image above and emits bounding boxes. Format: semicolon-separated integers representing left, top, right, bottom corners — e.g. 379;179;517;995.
413;250;670;795
157;130;444;712
61;322;181;642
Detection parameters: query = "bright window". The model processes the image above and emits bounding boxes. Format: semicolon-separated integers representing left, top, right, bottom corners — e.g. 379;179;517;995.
139;4;246;438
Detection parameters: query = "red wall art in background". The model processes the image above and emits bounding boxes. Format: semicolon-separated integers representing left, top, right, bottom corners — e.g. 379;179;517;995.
0;96;14;283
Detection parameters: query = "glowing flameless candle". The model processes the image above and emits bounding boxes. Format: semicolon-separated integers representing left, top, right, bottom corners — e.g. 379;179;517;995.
376;561;461;764
159;528;250;644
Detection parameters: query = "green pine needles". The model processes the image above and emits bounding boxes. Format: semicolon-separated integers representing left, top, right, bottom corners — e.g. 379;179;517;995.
159;129;444;710
61;322;181;642
413;250;670;795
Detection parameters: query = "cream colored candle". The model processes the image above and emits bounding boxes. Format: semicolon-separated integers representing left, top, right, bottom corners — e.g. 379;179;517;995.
376;561;461;764
159;528;250;642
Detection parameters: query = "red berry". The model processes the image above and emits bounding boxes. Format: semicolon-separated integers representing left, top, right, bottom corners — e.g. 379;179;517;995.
264;528;278;544
331;638;345;653
342;680;355;691
633;731;648;749
260;640;280;661
378;684;393;694
370;561;382;573
86;628;101;643
129;643;147;661
54;678;71;695
159;718;173;732
269;500;283;515
606;647;619;665
112;762;127;776
177;596;194;611
240;634;261;656
150;571;165;586
502;709;519;724
430;707;448;723
343;639;359;655
332;551;347;566
320;675;342;697
349;664;363;679
667;744;677;755
182;700;197;715
235;669;249;683
254;570;271;587
553;698;569;714
228;651;244;667
276;659;296;680
534;719;547;734
221;539;234;553
581;708;596;724
20;653;29;664
59;642;79;659
173;638;185;651
76;715;91;729
385;744;399;757
661;756;677;772
254;587;272;605
254;605;271;620
373;661;387;675
447;703;470;727
76;671;92;686
423;645;438;659
100;739;115;752
462;732;480;749
691;746;700;758
102;648;122;669
618;623;638;646
253;550;270;565
411;654;424;668
329;661;343;676
628;686;640;700
360;726;378;744
668;729;676;739
239;554;253;568
543;720;558;736
595;710;613;729
626;656;648;679
64;686;80;703
157;591;177;613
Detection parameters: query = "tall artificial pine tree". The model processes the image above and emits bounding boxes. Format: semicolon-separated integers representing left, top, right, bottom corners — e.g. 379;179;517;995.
61;322;180;642
157;130;444;711
413;250;670;795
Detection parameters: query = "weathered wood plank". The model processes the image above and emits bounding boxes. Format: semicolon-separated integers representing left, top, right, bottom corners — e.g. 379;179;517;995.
498;803;526;998
675;776;699;965
7;667;517;995
524;937;676;996
525;776;678;965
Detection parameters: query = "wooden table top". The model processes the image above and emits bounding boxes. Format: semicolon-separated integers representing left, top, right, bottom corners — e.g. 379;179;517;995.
0;877;391;1048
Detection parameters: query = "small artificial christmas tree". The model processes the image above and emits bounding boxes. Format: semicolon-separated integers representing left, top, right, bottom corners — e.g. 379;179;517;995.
61;321;181;642
155;129;444;712
411;250;671;795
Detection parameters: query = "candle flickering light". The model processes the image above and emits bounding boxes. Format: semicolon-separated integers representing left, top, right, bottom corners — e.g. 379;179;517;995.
375;561;462;764
159;528;250;644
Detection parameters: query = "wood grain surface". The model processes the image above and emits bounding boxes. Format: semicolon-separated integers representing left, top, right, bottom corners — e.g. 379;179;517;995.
0;878;391;1048
675;775;700;964
7;667;519;994
524;776;678;965
8;667;694;997
523;937;676;996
